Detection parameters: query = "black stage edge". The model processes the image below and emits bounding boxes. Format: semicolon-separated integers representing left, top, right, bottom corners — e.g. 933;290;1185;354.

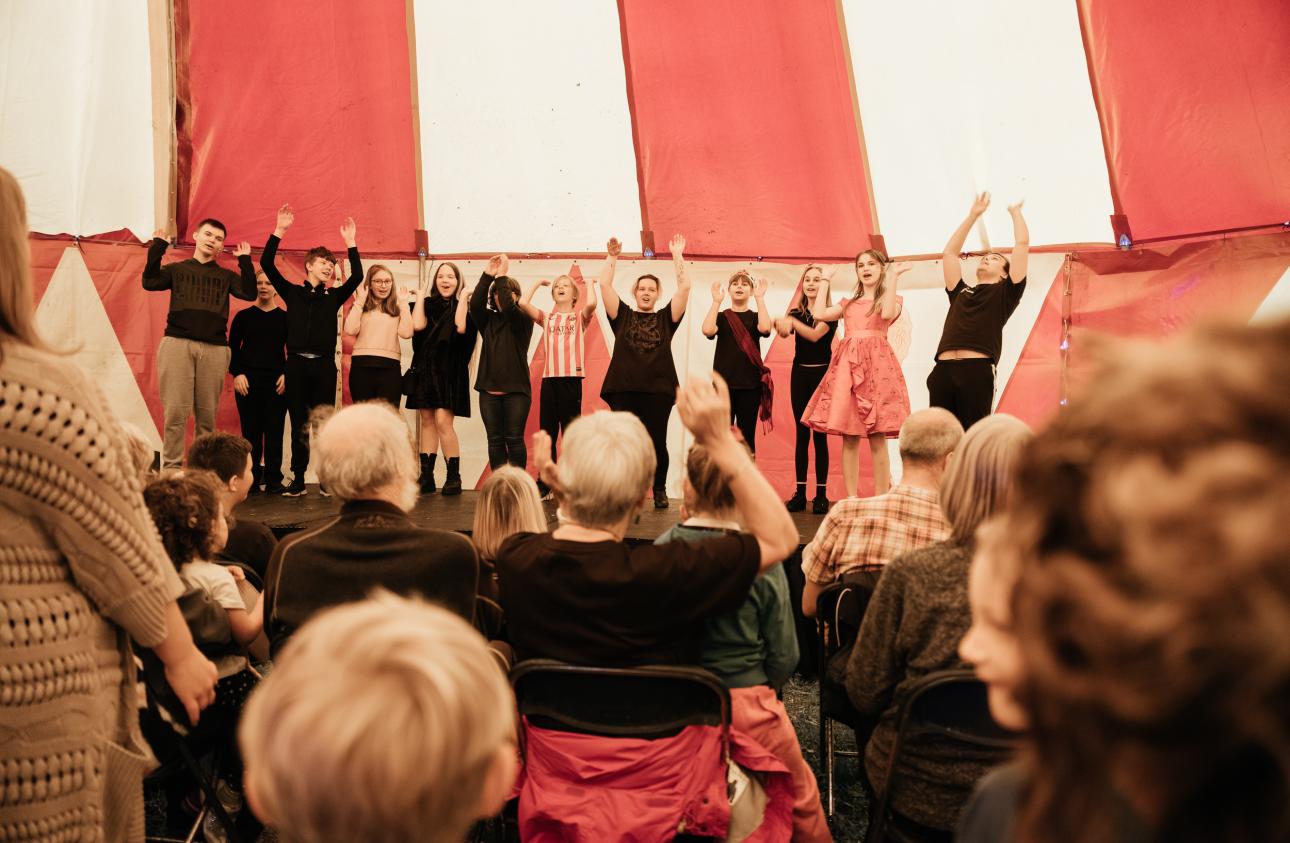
238;485;828;546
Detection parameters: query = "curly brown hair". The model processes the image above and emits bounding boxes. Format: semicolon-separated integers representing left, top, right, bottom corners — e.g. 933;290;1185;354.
1002;318;1290;842
144;470;224;569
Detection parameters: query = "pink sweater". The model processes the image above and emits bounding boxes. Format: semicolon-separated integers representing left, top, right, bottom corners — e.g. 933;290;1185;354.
344;305;413;360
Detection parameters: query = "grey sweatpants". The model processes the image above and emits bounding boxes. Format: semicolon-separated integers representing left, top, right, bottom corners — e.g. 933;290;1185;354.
157;336;231;468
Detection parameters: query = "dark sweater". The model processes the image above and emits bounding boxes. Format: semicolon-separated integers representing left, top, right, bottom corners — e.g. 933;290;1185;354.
142;238;256;345
846;540;995;830
262;499;479;656
470;274;534;394
259;234;363;356
218;516;278;581
228;305;287;377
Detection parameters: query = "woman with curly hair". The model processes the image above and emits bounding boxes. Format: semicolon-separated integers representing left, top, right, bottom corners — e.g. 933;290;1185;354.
958;318;1290;842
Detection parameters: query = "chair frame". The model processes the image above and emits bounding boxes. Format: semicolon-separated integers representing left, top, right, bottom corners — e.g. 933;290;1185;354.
863;668;1016;843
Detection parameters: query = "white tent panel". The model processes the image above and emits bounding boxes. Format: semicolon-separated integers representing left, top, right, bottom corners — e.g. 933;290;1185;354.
0;0;154;239
414;0;643;254
842;0;1113;256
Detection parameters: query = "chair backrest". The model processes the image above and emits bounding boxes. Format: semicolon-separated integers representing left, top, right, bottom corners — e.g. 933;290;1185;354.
510;659;731;744
817;564;884;657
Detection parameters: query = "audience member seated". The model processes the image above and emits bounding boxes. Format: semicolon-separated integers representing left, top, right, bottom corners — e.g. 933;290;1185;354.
497;374;799;666
656;442;831;842
471;465;547;639
262;402;478;655
240;592;518;843
187;431;277;580
801;408;963;616
846;414;1032;836
957;319;1290;843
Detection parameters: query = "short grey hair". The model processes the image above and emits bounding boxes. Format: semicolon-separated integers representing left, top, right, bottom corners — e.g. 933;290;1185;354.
899;407;965;465
556;411;655;529
316;402;417;504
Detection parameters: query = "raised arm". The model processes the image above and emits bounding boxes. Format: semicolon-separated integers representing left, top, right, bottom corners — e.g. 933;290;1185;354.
676;373;798;571
333;217;363;302
598;237;622;320
581;263;600;324
669;234;692;323
142;231;173;291
410;273;429;331
471;256;506;326
753;277;772;335
342;284;366;336
813;276;845;322
943;193;990;290
880;262;908;322
454;289;470;334
230;241;257;301
518;279;546;324
701;280;724;338
396;286;415;339
1007;201;1029;283
260;205;294;299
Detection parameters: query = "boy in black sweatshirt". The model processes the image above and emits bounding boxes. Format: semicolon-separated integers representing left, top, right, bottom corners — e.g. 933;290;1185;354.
259;204;363;496
142;218;256;468
228;271;289;492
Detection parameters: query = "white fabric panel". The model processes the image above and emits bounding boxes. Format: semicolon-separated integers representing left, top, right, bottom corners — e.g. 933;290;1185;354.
1250;266;1290;324
413;1;643;253
842;0;1113;255
0;1;154;238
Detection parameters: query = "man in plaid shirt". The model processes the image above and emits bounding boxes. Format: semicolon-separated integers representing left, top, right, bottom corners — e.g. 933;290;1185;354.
801;409;964;616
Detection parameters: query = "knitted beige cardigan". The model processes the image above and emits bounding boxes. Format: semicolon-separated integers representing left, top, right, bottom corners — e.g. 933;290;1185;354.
0;342;183;842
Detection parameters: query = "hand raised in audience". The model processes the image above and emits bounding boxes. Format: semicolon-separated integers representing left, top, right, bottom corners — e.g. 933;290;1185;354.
531;430;561;494
676;372;735;447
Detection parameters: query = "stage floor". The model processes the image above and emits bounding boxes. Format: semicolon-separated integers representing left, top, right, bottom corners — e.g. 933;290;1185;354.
238;485;829;545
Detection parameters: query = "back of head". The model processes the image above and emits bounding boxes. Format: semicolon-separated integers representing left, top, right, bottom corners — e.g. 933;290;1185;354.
1003;318;1290;843
473;466;547;560
0;166;42;351
144;470;223;568
316;403;416;508
685;442;737;515
898;407;964;467
939;414;1032;544
187;431;251;485
556;411;655;529
240;592;517;843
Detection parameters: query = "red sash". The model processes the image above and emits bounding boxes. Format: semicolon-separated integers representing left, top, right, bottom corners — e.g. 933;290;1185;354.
723;310;774;431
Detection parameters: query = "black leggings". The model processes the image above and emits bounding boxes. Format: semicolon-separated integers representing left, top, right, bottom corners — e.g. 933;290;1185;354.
285;354;337;478
605;391;673;492
478;391;531;469
728;387;761;453
539;377;583;459
349;355;402;407
791;363;830;490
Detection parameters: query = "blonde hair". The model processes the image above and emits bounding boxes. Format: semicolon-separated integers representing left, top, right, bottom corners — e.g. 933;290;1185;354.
556;411;655;529
316;403;417;505
0;166;45;354
472;466;547;560
939;414;1032;544
239;592;516;843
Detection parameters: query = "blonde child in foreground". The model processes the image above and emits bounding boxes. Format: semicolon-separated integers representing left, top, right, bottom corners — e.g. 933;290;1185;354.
238;593;518;843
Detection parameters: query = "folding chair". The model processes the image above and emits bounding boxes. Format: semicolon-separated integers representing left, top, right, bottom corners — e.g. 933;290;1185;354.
864;669;1016;843
815;564;883;815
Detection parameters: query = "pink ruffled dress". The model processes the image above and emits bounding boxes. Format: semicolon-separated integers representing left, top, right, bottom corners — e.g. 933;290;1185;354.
800;296;910;437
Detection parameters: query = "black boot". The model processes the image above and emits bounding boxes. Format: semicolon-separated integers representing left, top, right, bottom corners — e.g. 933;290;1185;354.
441;456;463;496
785;484;807;512
420;453;437;495
812;492;831;515
653;487;669;509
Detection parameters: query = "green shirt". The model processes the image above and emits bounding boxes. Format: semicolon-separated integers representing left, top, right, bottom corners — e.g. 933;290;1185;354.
655;523;798;688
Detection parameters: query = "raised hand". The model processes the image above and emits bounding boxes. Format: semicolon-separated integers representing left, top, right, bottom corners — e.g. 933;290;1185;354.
400;285;417;306
710;280;725;304
889;261;912;276
354;282;368;307
233;241;251;257
531;430;561;493
669;233;686;257
340;217;357;248
537;278;552;288
607;237;622;257
233;374;250;396
1007;199;1025;215
676;372;733;446
970;192;990;216
486;255;503;277
754;276;769;298
275;204;294;233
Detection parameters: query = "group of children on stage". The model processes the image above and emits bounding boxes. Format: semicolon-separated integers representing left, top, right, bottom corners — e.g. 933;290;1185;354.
144;194;1028;508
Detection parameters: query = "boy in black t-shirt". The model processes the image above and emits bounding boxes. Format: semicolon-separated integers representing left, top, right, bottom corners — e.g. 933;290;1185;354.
701;270;772;452
931;193;1029;431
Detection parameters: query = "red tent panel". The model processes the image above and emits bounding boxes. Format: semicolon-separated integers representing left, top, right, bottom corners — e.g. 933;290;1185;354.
1080;0;1290;240
619;0;873;258
179;0;419;253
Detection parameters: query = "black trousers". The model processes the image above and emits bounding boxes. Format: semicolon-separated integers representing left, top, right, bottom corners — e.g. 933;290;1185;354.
234;367;287;488
539;377;583;459
285;354;337;479
927;358;995;432
728;387;761;453
478;391;531;469
605;391;673;493
349;355;402;407
790;363;829;489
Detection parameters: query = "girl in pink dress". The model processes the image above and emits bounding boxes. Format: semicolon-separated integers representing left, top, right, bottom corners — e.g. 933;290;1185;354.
800;250;912;497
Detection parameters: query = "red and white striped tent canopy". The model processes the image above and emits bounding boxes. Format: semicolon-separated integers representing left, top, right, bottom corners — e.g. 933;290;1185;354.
4;0;1289;495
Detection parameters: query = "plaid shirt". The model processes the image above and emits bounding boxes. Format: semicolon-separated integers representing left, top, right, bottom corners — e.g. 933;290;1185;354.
801;485;950;585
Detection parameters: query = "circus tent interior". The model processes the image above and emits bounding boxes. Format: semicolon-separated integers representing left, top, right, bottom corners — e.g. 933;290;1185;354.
2;0;1288;496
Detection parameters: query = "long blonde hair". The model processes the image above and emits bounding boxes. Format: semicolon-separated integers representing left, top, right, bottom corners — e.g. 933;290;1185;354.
472;466;547;560
854;249;891;316
0;167;45;354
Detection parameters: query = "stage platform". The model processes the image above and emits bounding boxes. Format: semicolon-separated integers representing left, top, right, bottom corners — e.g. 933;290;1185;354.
238;485;829;546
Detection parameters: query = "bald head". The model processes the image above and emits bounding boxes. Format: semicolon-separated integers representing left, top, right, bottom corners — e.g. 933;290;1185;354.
898;408;964;467
316;403;418;509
